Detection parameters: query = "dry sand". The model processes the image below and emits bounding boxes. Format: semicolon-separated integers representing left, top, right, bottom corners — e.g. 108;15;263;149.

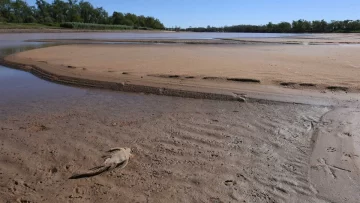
5;43;360;98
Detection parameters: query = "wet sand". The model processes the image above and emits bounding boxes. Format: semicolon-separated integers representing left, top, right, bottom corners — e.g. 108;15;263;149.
1;78;359;202
1;81;360;202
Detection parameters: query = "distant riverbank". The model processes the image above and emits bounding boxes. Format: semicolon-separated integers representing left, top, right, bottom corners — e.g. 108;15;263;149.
0;28;172;33
0;23;171;33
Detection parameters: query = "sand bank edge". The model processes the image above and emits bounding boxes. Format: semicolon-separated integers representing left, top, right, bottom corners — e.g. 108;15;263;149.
0;56;256;103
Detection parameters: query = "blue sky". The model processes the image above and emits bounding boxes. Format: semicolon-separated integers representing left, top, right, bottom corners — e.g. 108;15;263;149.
27;0;360;27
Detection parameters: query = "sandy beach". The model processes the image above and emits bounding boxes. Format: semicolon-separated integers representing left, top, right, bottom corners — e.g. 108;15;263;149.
1;34;360;203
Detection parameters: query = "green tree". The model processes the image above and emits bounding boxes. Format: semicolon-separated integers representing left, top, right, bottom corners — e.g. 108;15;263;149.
67;0;82;22
277;22;291;32
0;0;166;30
111;11;124;25
312;20;328;33
35;0;53;23
11;0;34;23
0;0;11;22
79;1;94;23
266;22;274;32
94;7;108;24
124;13;137;26
137;15;146;27
292;19;311;33
51;0;68;23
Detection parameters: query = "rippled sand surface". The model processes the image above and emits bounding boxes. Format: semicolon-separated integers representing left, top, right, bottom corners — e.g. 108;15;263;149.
1;81;360;202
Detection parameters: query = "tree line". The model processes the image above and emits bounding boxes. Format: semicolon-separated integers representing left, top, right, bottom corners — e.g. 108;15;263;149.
0;0;165;29
183;19;360;33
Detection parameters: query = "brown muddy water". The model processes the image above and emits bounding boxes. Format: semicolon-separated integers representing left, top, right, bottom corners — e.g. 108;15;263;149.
0;33;360;203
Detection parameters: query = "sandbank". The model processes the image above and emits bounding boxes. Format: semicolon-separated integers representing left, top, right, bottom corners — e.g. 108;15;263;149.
4;43;360;104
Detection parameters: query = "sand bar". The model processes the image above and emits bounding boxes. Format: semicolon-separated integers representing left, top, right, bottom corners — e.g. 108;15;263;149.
4;43;360;102
7;43;360;86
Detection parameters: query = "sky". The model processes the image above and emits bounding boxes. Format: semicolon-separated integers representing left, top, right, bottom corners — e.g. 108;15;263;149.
26;0;360;28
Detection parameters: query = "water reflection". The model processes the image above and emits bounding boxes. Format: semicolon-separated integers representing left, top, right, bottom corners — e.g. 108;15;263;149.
0;43;59;58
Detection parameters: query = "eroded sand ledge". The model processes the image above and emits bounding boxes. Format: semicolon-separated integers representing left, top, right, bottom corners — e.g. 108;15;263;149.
3;43;360;104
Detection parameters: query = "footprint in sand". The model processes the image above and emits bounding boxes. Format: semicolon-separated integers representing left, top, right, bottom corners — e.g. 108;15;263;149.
343;132;352;137
342;153;352;161
209;197;223;203
224;180;237;186
337;132;353;138
236;173;247;181
326;147;336;152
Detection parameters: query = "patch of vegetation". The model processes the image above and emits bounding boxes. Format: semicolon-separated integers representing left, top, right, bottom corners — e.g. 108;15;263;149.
0;22;59;29
175;19;360;33
0;0;165;30
60;22;132;30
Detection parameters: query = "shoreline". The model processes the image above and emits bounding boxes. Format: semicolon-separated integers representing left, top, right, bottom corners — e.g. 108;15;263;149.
0;57;247;102
25;33;360;45
26;38;360;45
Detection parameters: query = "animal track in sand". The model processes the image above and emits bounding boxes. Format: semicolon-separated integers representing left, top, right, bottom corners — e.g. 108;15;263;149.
343;132;352;137
337;132;353;138
342;153;352;161
26;124;48;132
312;158;352;179
224;180;237;186
313;158;337;179
326;147;336;152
